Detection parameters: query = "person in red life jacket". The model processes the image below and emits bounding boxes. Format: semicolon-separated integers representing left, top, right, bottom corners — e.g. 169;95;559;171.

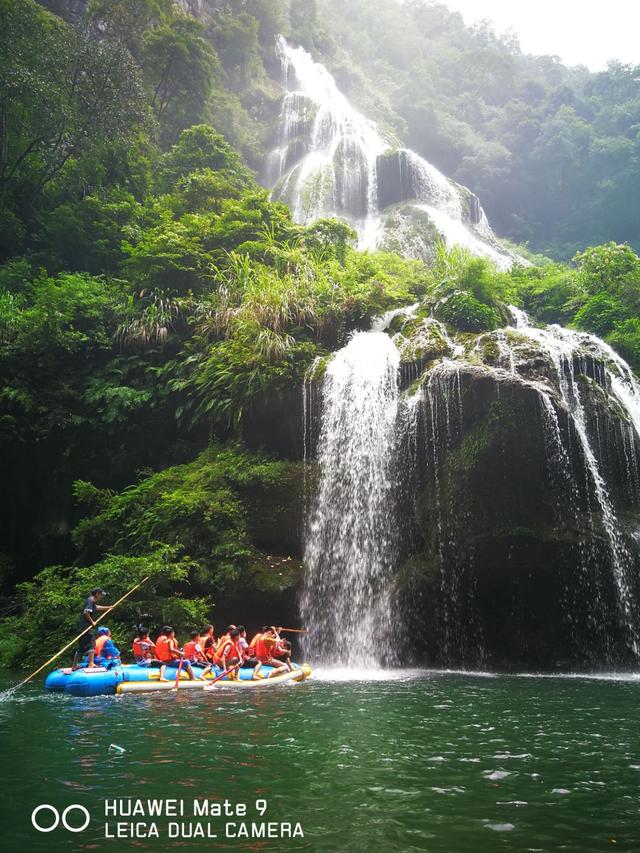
271;627;293;672
200;624;216;663
132;626;162;667
155;626;199;682
252;626;288;680
73;587;114;670
213;627;243;678
184;630;213;677
94;626;121;668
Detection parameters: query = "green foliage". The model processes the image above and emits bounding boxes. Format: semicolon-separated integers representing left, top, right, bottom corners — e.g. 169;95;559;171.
0;546;203;668
434;290;500;333
573;293;627;337
0;0;147;206
574;242;640;294
141;13;218;144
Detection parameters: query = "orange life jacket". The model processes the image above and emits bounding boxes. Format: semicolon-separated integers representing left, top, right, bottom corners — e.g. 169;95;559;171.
184;640;203;661
254;634;276;661
201;634;216;661
133;637;154;659
155;634;177;662
214;636;240;664
272;639;289;657
94;635;109;656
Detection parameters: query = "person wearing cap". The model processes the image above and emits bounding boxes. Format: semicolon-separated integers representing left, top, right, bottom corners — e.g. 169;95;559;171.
72;587;114;670
94;627;121;668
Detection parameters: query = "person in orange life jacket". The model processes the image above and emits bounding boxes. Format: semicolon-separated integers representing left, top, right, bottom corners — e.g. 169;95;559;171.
271;629;293;672
93;626;121;667
132;626;162;667
73;587;114;670
184;630;213;677
214;627;243;678
200;624;216;663
252;626;288;680
210;624;235;665
155;626;199;682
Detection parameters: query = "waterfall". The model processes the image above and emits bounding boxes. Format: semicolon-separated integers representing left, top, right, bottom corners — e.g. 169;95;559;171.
268;36;520;270
301;297;640;667
505;309;640;656
301;329;401;667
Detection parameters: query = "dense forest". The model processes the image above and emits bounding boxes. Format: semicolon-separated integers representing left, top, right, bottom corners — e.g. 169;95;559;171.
1;0;640;666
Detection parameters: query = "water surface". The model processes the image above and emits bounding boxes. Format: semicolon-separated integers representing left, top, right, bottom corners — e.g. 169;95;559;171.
1;669;639;851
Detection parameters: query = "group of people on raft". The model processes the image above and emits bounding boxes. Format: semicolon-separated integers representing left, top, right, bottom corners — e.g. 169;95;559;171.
73;585;294;682
135;624;293;681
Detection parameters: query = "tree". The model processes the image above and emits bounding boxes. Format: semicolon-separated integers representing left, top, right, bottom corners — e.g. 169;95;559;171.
0;0;147;201
141;13;217;144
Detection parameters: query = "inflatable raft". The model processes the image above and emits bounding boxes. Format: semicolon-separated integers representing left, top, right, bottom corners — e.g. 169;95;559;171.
45;663;311;697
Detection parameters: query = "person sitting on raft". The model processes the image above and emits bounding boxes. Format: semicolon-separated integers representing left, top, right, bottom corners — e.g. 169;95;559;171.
155;626;199;682
213;627;243;678
251;627;289;680
73;587;114;670
132;626;162;667
201;625;216;663
184;630;213;677
272;631;293;671
94;626;121;668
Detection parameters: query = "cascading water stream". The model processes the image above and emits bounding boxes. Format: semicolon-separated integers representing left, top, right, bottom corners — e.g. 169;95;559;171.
505;308;640;656
268;36;519;269
301;328;402;668
301;296;640;667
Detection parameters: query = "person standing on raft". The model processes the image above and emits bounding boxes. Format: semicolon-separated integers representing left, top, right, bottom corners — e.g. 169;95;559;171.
73;587;113;670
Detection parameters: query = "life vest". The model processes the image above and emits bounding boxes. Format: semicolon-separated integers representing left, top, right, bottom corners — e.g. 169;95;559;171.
202;634;216;661
254;634;276;661
272;639;289;658
155;634;176;662
133;638;154;659
184;640;203;661
214;636;240;664
95;635;109;656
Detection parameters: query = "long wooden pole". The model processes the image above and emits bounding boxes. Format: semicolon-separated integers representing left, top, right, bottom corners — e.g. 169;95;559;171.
278;627;307;633
14;575;150;691
203;663;240;690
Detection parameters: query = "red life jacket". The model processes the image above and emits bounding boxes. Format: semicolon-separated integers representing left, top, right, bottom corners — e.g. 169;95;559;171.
184;640;203;661
254;634;276;662
133;638;154;659
272;639;289;657
94;635;109;656
214;636;240;664
202;634;216;661
155;634;175;662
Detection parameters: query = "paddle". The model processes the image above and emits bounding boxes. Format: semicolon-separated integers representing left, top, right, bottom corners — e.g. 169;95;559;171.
203;663;240;690
10;576;150;693
277;627;307;633
170;653;185;692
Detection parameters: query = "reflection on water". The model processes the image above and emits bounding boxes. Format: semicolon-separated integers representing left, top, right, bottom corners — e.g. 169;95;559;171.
0;670;639;851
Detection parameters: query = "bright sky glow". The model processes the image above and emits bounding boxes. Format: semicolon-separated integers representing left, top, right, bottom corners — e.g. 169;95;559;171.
441;0;639;70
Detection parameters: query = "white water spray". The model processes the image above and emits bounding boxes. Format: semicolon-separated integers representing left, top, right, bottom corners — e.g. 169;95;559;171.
301;329;401;667
269;37;518;269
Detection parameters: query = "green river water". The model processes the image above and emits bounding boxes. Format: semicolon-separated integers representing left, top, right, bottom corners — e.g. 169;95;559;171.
0;669;639;852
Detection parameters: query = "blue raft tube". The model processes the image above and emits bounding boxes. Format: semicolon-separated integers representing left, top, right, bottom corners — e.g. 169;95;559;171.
45;662;311;696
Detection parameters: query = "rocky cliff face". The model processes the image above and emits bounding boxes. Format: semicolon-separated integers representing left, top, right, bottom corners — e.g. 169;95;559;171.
291;307;640;670
390;314;640;670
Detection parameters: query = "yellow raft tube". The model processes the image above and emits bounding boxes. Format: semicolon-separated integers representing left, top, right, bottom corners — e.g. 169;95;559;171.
116;664;312;695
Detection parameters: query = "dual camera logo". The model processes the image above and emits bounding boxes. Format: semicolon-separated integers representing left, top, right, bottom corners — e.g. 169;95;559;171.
31;804;90;833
